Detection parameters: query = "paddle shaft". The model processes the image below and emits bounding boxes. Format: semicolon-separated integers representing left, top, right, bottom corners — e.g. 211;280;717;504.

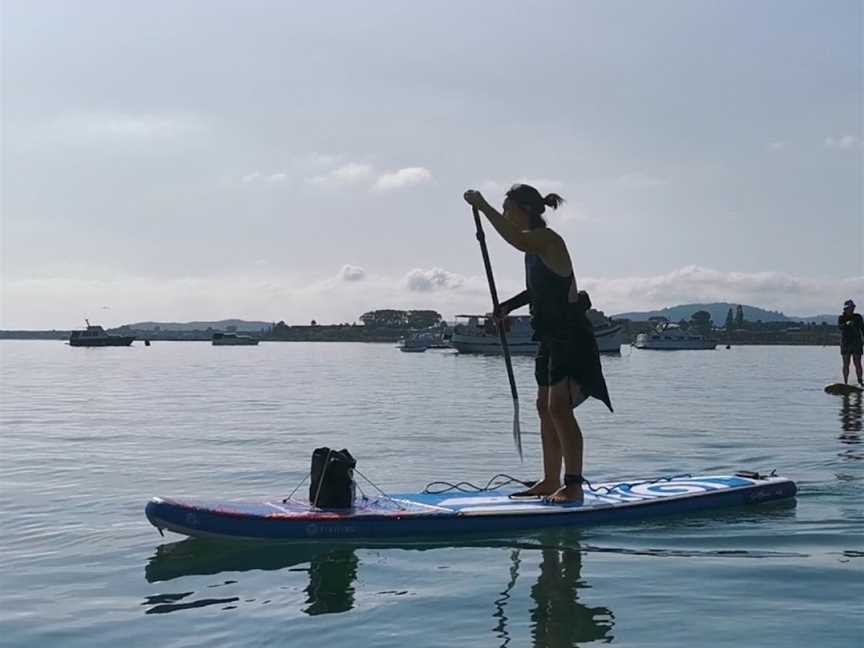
472;206;522;457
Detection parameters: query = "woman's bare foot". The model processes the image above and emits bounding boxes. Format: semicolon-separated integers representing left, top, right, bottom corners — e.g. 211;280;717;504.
545;483;585;504
510;479;560;498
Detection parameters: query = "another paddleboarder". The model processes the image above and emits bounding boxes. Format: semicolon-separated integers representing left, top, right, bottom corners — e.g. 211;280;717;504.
464;184;612;502
839;299;864;386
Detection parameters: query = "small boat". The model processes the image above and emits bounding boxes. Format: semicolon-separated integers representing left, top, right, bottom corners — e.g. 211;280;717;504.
589;311;625;353
449;312;623;355
398;334;428;353
633;323;716;350
212;332;259;346
450;315;536;354
69;320;134;347
415;326;451;349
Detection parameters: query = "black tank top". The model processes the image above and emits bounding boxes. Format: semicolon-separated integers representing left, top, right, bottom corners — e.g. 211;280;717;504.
525;253;579;339
839;313;864;346
525;253;614;412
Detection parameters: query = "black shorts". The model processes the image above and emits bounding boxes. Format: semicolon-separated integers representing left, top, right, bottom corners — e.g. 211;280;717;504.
841;342;863;356
535;338;588;407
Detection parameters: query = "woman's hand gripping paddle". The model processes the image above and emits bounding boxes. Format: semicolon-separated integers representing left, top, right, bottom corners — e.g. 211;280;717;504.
472;206;523;460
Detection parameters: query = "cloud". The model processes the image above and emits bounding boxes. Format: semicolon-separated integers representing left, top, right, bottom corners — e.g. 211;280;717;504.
768;141;786;151
246;158;431;191
305;162;374;186
373;167;433;191
824;134;861;150
4;266;858;330
240;171;287;184
402;267;465;292
579;266;864;316
338;264;366;282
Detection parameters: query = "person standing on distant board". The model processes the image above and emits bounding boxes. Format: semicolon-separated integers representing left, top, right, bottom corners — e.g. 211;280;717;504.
463;184;612;503
839;299;864;386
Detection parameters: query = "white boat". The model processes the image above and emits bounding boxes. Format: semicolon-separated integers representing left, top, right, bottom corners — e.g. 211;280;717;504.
449;312;623;355
587;310;625;353
398;334;428;352
212;332;259;346
633;323;716;350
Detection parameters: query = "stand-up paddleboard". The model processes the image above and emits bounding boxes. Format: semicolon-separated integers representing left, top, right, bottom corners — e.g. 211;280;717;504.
825;383;864;395
146;471;796;542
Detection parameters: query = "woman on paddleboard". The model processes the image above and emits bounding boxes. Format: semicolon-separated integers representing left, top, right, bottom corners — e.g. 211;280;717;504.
839;299;864;387
464;184;612;502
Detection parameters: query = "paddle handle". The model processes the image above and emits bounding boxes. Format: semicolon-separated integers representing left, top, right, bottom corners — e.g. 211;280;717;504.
472;206;523;459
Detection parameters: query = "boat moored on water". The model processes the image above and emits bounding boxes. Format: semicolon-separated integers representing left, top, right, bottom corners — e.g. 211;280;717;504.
449;313;623;355
212;332;259;346
633;322;716;350
397;325;453;352
398;334;428;352
68;320;134;347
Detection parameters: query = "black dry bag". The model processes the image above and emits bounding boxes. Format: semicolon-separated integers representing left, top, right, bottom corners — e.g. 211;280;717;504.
309;447;356;509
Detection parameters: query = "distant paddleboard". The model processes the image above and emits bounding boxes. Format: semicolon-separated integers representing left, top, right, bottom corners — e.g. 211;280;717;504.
146;472;796;542
825;383;864;395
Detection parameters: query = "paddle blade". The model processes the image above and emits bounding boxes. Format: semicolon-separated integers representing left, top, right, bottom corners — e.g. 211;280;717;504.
512;398;522;461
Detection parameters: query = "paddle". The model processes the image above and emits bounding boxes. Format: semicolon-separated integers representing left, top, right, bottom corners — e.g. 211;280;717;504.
472;205;523;459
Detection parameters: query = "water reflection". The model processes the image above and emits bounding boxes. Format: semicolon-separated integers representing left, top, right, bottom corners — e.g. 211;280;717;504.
489;542;614;647
303;547;358;615
839;393;862;438
528;545;614;647
144;534;614;645
145;540;360;616
839;394;862;460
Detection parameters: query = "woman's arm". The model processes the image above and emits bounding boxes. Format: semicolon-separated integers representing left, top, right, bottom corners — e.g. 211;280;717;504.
498;290;530;316
465;191;550;254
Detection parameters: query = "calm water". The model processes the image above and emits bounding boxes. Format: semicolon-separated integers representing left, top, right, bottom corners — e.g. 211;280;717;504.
0;341;861;647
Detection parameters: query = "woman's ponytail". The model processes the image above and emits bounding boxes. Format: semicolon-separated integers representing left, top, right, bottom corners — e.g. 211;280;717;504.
543;193;565;209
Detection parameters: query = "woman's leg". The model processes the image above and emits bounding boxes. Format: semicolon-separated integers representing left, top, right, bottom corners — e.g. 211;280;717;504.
515;386;561;496
538;386;563;488
853;353;863;384
842;353;851;383
546;378;584;502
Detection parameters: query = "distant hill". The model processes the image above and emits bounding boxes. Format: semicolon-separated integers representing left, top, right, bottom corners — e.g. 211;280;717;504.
612;303;836;325
123;319;272;332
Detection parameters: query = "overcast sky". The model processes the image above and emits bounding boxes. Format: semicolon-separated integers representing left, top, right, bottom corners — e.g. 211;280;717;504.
1;0;862;328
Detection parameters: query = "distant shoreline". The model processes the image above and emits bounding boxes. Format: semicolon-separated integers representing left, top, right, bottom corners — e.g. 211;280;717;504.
0;314;843;347
0;327;408;343
0;333;842;348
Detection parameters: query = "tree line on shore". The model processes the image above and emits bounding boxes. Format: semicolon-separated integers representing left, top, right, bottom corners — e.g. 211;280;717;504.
0;306;844;345
624;305;840;345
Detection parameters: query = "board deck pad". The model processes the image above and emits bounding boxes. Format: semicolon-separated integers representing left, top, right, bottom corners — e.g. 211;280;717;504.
146;473;797;541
